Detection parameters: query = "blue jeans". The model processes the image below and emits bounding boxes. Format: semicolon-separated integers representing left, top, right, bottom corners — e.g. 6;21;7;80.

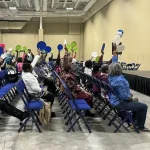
115;101;148;128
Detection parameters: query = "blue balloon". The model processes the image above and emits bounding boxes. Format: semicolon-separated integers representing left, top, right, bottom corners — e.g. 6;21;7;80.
101;43;105;52
57;44;63;51
37;41;46;50
0;47;3;55
45;46;51;53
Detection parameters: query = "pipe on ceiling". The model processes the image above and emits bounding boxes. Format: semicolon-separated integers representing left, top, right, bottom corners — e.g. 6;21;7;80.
43;0;47;11
83;0;97;12
34;0;40;11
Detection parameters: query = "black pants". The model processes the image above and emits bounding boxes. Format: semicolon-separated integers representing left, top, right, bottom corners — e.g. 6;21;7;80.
115;101;148;128
44;78;57;95
41;92;55;106
0;101;23;119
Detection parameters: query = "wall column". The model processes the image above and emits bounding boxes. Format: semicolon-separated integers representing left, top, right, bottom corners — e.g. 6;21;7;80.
39;11;43;41
80;24;84;61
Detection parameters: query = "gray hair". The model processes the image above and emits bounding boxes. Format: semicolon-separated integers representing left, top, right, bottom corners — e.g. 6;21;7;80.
109;63;122;76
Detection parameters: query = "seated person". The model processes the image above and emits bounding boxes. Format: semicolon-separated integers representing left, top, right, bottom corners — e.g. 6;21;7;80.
108;63;149;131
17;57;23;73
84;60;93;76
92;64;109;94
62;64;94;117
0;100;28;122
22;63;56;117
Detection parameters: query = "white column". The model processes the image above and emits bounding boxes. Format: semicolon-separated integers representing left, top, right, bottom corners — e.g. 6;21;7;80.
39;10;43;41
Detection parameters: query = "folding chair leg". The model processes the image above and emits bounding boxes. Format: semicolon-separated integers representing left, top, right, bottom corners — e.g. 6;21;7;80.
108;113;118;126
34;112;42;125
114;116;130;133
67;115;80;132
103;108;112;120
31;112;42;133
18;116;31;133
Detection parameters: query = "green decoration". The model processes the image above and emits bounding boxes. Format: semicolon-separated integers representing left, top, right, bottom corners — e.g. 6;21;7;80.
25;49;28;54
23;46;27;50
16;45;22;51
12;50;16;54
95;56;100;63
66;44;71;52
71;41;77;48
73;47;78;53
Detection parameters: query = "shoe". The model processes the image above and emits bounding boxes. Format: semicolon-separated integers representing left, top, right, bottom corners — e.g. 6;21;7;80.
85;111;95;117
138;127;150;132
20;112;29;121
51;112;56;118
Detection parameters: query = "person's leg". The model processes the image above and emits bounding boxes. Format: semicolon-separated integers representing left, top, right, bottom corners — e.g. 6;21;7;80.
44;78;57;94
0;101;28;121
41;92;55;106
120;101;148;129
41;92;55;117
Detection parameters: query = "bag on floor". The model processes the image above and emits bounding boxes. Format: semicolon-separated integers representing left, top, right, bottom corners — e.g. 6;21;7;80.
39;102;51;124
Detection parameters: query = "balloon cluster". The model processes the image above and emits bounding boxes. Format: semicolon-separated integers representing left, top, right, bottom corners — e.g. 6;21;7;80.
113;30;125;53
37;41;64;53
66;41;78;53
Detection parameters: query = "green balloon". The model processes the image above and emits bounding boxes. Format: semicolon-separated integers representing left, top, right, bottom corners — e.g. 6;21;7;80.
73;47;78;53
16;45;22;51
95;56;100;63
66;44;71;52
25;49;28;54
71;41;77;48
23;46;27;50
12;50;16;54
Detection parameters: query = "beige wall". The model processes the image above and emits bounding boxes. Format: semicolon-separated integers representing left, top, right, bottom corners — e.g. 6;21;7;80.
1;23;82;59
84;0;150;70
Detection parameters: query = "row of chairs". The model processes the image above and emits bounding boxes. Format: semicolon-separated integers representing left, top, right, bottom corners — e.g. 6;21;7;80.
121;62;141;70
0;70;17;103
52;70;92;133
76;71;139;133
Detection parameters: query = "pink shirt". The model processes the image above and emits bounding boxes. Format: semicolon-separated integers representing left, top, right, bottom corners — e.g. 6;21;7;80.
17;62;23;72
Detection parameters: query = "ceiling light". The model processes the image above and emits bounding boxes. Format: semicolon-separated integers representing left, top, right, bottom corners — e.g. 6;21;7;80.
9;7;17;10
66;8;73;10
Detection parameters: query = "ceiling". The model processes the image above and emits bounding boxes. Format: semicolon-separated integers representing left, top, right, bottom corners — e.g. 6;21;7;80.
0;0;99;21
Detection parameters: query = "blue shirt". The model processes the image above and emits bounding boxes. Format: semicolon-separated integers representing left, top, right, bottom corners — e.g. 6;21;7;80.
108;75;131;106
112;55;118;63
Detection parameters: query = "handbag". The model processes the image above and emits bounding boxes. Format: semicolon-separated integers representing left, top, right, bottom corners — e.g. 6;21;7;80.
39;102;51;124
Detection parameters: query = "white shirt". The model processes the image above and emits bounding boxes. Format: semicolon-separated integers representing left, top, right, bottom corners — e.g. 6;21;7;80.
22;72;42;94
84;67;92;76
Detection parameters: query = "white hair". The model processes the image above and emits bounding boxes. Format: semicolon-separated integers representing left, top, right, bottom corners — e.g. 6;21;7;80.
109;63;122;76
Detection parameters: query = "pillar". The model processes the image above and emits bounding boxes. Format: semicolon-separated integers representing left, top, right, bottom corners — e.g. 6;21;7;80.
80;24;84;61
38;11;43;41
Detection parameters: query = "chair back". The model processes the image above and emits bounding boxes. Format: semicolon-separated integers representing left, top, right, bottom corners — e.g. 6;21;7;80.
15;79;26;94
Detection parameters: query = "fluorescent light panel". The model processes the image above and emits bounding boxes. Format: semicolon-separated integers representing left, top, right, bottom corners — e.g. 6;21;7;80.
66;7;73;10
9;7;17;10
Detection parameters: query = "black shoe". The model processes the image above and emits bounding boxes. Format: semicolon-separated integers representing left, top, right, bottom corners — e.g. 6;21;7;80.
85;111;95;117
51;112;56;118
20;112;29;121
138;127;150;132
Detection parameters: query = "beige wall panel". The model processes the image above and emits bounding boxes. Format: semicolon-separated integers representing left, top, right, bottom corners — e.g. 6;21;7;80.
2;34;38;54
84;0;150;70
